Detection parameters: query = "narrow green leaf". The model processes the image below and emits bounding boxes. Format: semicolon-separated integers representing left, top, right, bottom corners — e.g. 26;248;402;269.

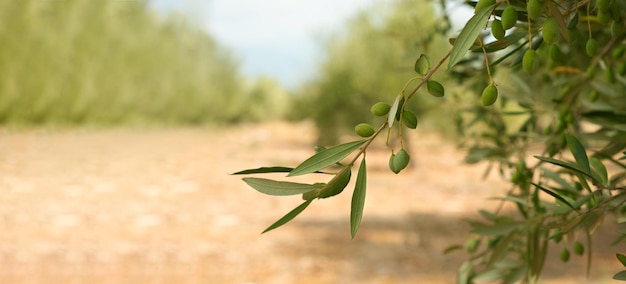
534;156;594;179
242;178;324;196
388;94;402;127
288;140;366;177
566;134;591;175
262;199;313;233
532;182;578;212
617;254;626;267
614;270;626;280
457;261;474;284
448;4;496;69
589;157;608;186
350;159;367;238
318;166;352;198
232;166;294;175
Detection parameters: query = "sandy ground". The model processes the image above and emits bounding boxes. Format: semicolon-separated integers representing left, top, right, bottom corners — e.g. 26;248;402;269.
0;121;623;283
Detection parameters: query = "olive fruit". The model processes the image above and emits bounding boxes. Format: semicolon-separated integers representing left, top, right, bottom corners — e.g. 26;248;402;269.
549;44;564;62
598;10;611;25
597;0;610;12
542;17;559;44
481;84;498;106
574;241;584;255
527;0;544;20
354;123;375;137
560;248;570;262
523;49;537;74
501;6;518;30
414;54;430;75
586;38;598;56
491;19;505;40
370;102;391;116
389;149;410;174
474;0;496;13
465;237;480;253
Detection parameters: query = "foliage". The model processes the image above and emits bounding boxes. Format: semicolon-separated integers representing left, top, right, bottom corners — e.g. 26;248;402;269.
237;0;626;282
0;0;279;126
288;0;451;145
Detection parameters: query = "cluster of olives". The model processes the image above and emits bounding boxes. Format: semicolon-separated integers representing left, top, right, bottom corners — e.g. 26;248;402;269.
353;101;416;174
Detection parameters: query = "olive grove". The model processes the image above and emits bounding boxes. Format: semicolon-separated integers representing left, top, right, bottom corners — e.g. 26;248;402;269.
236;0;626;282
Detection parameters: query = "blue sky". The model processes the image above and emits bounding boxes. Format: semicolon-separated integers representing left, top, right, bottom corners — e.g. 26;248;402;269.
150;0;382;88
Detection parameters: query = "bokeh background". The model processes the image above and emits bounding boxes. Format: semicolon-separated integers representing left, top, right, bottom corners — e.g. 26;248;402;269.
0;0;622;283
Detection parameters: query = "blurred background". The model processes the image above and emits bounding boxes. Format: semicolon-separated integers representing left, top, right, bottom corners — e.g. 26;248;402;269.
0;0;621;283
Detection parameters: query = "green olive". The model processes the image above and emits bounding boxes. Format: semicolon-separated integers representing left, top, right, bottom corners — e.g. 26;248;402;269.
523;49;537;74
481;84;498;106
542;18;559;44
491;19;505;40
370;102;391;116
501;6;518;30
354;123;375;137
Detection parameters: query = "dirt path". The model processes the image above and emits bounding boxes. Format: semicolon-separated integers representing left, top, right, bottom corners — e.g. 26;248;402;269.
0;122;622;283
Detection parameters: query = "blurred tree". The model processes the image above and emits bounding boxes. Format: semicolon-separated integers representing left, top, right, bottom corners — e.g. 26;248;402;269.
0;0;268;126
289;0;450;145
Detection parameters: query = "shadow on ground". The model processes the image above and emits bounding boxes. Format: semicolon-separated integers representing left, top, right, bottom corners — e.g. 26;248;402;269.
278;211;624;283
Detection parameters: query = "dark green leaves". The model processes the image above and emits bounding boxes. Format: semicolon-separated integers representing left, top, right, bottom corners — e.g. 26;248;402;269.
388;94;403;127
402;110;418;129
448;3;495;69
566;134;590;175
318;166;352;198
614;254;626;280
350;158;367;238
427;80;445;97
262;199;313;233
288;140;366;176
243;178;324;196
232;166;294;175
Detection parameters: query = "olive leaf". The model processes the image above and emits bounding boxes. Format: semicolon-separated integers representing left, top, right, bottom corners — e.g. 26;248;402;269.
350;158;367;238
232;166;294;175
262;199;313;234
288;140;366;177
427;80;445;97
242;178;324;196
617;253;626;267
534;156;594;180
448;3;496;69
532;182;579;213
566;134;591;175
318;166;352;198
388;94;402;127
589;157;608;186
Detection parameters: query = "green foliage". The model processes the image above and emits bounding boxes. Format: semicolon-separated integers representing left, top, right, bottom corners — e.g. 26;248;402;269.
0;0;277;126
288;0;450;145
238;0;626;282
